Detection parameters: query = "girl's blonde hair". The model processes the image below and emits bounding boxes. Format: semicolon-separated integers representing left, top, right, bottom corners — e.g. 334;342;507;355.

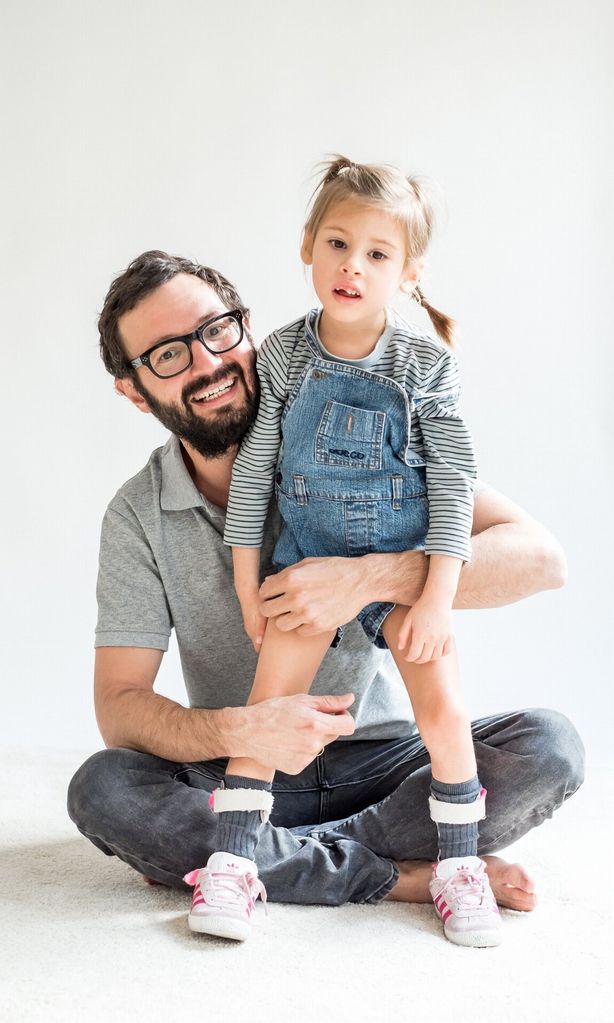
304;155;455;347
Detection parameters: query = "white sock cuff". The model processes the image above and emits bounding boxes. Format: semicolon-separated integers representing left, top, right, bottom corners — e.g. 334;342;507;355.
208;787;274;815
429;786;486;825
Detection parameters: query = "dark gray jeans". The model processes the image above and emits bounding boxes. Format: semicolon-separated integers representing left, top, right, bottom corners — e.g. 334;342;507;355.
67;708;584;905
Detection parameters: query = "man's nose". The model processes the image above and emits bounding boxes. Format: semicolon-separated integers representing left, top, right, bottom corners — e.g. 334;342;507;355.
190;338;225;375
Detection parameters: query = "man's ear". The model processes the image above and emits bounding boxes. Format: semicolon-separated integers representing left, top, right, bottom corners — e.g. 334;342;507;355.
114;376;152;414
300;231;314;266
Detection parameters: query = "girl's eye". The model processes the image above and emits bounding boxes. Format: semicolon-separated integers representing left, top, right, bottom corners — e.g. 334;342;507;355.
370;250;387;261
329;239;346;249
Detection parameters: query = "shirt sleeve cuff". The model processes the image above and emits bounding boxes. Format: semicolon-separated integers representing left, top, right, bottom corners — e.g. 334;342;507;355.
94;630;170;650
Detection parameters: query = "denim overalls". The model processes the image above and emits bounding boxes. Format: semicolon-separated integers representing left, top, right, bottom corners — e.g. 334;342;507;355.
273;313;429;648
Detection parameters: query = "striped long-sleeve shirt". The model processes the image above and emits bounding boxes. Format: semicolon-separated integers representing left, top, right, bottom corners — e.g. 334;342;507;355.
224;310;477;561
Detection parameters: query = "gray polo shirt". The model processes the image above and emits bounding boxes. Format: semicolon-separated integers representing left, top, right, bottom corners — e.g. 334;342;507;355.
95;435;425;740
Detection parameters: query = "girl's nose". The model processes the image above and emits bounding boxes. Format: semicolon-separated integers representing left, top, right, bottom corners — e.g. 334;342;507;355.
340;252;363;275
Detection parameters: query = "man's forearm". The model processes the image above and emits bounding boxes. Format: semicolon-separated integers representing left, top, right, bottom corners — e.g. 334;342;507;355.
362;521;566;611
454;520;566;608
98;685;357;774
98;686;242;763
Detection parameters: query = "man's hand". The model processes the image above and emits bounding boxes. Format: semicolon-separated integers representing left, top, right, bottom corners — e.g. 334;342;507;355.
259;556;377;635
234;692;356;774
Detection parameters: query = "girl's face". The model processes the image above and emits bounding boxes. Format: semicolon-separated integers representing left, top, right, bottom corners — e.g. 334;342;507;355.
302;200;419;327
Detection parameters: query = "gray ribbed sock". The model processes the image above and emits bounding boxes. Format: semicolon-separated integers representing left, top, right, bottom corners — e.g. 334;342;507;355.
215;775;272;860
430;775;481;860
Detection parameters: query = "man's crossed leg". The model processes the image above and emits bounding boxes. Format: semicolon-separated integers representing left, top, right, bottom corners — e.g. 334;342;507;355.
67;707;584;913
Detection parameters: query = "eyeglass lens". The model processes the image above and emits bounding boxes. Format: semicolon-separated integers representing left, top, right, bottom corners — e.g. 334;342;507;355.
150;315;242;377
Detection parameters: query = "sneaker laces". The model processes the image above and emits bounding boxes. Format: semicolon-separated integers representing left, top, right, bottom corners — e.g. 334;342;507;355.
437;861;493;916
202;869;268;914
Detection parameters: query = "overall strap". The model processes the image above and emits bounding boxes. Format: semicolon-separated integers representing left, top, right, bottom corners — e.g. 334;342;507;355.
303;308;324;358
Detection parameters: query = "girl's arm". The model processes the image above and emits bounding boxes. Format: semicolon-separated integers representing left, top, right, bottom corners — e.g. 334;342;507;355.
420;553;462;605
223;331;290;550
232;545;267;649
224;332;290;647
414;347;477;564
396;553;463;662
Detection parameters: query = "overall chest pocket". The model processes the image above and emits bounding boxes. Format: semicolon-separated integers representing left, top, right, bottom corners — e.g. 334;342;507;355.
315;400;386;470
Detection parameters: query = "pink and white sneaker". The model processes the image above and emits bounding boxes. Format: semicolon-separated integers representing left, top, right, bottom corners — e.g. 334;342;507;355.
183;851;267;941
429;856;502;947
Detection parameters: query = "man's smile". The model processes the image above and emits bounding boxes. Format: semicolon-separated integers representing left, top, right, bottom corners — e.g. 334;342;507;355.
190;375;239;407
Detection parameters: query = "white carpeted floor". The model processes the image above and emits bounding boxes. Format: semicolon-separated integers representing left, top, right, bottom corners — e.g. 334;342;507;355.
1;749;611;1023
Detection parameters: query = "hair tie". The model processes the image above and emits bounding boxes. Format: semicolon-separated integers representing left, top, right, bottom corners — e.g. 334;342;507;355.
324;157;354;184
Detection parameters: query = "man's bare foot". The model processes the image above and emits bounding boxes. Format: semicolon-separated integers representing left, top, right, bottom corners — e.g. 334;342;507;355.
483;855;537;911
386;854;537;912
143;875;170;887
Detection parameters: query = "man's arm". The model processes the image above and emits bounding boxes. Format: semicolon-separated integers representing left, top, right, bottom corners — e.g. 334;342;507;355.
450;486;567;608
94;646;355;771
259;486;567;634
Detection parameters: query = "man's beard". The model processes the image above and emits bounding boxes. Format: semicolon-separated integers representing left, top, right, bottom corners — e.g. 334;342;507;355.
133;357;259;459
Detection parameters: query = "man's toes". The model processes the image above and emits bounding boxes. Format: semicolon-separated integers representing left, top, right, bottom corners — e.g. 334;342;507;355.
501;861;536;894
501;886;538;912
484;856;536;894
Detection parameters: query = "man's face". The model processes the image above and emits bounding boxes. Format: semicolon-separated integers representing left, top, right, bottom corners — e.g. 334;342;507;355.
117;274;258;458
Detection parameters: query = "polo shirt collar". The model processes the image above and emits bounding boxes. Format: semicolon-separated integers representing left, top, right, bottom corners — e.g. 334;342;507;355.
160;435;204;511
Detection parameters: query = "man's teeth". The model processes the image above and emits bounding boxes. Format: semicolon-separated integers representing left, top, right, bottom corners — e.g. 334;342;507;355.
193;379;234;402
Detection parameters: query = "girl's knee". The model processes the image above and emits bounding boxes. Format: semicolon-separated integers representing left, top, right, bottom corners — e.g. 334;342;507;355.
416;704;471;754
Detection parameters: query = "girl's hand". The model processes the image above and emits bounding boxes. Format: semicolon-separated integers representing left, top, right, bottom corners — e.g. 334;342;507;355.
239;592;267;653
397;598;454;664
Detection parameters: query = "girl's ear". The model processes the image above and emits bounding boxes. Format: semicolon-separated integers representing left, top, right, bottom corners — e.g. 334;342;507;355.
399;258;422;294
300;231;314;266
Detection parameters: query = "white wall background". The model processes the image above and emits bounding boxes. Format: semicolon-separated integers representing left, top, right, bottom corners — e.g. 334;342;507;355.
2;0;612;763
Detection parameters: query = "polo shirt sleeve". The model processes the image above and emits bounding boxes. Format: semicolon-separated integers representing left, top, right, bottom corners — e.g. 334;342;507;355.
414;348;477;562
95;504;172;650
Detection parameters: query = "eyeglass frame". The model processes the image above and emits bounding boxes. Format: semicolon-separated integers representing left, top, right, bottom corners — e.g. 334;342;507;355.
128;308;245;379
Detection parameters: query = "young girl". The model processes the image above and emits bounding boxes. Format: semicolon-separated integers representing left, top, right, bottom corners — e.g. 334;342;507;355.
183;156;501;947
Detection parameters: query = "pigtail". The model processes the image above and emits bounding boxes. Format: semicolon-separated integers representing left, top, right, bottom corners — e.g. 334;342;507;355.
322;154;355;185
415;285;456;348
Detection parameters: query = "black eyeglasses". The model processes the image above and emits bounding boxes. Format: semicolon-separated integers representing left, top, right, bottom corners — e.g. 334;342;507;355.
129;309;245;379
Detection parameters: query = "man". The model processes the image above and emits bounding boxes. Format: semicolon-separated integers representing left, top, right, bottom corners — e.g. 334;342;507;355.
67;250;584;940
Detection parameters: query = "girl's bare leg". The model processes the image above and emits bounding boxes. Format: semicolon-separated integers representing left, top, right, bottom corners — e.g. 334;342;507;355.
226;621;336;782
381;605;476;783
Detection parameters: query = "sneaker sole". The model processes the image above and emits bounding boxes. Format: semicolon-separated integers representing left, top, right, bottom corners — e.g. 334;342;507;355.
188;913;251;941
444;926;502;948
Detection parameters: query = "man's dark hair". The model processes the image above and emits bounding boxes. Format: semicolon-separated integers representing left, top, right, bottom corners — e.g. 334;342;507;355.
98;250;250;378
